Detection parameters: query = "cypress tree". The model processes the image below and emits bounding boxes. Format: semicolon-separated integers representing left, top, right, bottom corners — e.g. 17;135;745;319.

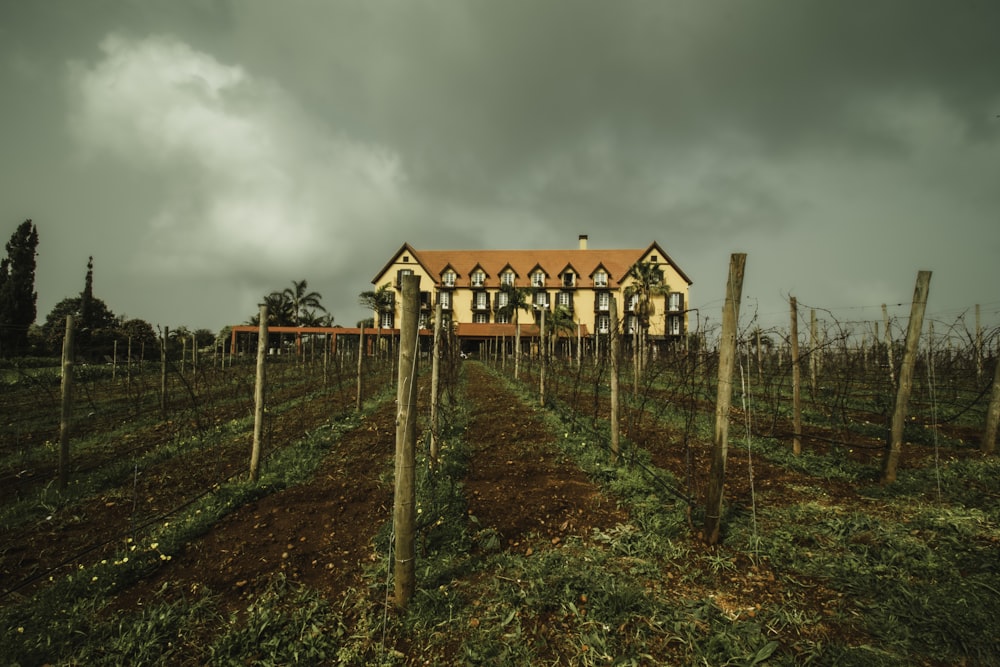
0;220;40;356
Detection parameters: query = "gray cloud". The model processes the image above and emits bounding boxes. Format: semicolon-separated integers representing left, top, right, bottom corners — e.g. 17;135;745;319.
0;1;998;331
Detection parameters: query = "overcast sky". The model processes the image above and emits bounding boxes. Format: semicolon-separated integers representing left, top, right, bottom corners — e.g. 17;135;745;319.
2;1;998;341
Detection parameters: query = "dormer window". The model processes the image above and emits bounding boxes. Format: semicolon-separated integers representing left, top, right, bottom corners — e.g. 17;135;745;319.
562;272;575;288
471;269;486;287
594;270;608;287
442;270;456;287
531;271;546;287
501;271;515;287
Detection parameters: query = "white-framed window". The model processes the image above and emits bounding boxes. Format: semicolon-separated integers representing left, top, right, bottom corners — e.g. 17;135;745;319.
534;291;549;308
668;292;682;312
496;311;511;324
380;312;394;329
557;291;571;308
531;271;546;287
474;291;488;309
668;315;682;336
626;315;638;334
597;314;610;334
473;312;489;324
497;291;509;309
594;270;608;287
418;314;429;329
628;293;639;312
442;270;456;287
438;291;451;309
471;269;486;287
562;272;575;288
501;271;515;286
597;291;610;311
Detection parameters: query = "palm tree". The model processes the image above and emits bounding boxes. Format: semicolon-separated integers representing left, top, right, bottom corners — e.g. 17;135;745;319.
627;261;670;373
283;279;326;326
548;305;576;359
248;292;295;326
358;282;394;358
497;284;532;378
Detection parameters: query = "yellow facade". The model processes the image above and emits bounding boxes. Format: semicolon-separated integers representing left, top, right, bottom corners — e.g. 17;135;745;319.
369;237;692;343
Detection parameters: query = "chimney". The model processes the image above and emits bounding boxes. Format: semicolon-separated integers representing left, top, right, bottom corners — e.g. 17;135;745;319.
578;234;588;250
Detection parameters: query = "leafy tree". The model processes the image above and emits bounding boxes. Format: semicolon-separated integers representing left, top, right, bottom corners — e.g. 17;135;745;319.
497;284;533;378
41;295;116;358
0;219;39;356
120;318;158;354
283;279;326;326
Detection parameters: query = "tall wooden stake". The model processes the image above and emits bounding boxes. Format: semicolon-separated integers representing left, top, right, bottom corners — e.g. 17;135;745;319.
881;271;932;484
58;315;74;490
430;303;443;466
356;325;365;412
394;274;420;608
539;306;547;406
160;326;168;419
250;306;268;482
882;304;896;386
790;297;802;456
976;304;983;381
809;309;818;396
981;344;1000;454
610;296;621;463
704;253;746;545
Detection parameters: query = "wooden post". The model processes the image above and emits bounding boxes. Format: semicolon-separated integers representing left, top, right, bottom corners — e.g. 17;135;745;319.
882;304;896;386
881;271;932;484
755;328;763;386
356;325;365;412
539;306;547;407
976;304;983;381
430;303;442;466
160;326;168;419
609;295;621;463
250;306;268;482
126;335;132;392
809;309;818;396
790;297;802;456
394;274;420;608
704;253;747;545
323;334;330;388
981;344;1000;454
58;315;74;490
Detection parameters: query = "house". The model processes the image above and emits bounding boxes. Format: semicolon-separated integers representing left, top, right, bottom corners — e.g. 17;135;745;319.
368;235;693;353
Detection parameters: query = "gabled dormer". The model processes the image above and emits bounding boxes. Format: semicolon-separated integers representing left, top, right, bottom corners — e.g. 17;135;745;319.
529;264;548;288
440;264;459;288
499;264;517;287
469;264;488;288
559;263;579;289
590;263;611;288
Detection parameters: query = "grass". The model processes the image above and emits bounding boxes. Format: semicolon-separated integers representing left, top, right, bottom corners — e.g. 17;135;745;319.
3;356;999;665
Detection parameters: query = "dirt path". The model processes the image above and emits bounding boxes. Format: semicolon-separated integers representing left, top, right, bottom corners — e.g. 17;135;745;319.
462;362;628;552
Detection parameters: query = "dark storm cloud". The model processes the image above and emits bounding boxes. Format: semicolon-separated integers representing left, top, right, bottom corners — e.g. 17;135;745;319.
0;1;998;330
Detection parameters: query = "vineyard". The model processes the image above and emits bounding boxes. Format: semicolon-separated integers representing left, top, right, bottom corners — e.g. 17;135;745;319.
2;306;1000;665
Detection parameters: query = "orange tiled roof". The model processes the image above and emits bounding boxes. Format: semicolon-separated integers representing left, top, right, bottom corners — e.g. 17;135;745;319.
378;243;691;289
